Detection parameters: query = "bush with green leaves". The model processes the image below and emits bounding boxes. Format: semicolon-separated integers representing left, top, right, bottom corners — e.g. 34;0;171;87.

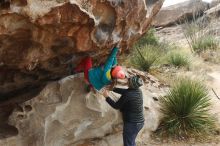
130;45;160;72
192;36;219;54
134;28;159;47
168;51;190;68
159;78;215;137
182;14;219;54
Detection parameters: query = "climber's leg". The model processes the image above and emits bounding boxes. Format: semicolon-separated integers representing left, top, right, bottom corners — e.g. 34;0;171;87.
74;57;92;83
83;57;92;84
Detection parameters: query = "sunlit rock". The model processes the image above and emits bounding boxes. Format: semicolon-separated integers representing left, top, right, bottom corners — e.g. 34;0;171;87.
0;69;168;146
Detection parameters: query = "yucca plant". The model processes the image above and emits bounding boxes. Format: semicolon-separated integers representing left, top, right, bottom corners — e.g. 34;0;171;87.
168;52;190;68
130;45;160;72
159;78;215;137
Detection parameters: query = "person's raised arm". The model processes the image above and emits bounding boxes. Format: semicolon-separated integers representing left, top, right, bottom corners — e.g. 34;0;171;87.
103;47;118;73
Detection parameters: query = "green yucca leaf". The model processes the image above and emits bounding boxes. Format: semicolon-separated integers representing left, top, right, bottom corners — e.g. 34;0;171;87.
130;45;160;72
159;78;215;137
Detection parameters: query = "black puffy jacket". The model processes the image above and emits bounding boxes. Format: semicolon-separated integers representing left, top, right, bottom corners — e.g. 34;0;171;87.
106;88;144;123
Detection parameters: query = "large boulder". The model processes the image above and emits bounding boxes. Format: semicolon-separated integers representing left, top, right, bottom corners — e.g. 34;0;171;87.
210;0;220;8
0;0;163;102
0;69;168;146
205;3;220;17
152;0;209;27
0;0;164;135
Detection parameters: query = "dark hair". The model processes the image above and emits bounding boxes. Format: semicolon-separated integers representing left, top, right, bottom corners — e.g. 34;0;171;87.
128;75;143;88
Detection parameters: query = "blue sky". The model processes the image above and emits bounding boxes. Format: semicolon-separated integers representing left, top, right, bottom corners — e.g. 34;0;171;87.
163;0;213;7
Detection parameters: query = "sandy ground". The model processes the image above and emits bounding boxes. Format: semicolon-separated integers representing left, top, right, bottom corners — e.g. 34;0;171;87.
208;68;220;123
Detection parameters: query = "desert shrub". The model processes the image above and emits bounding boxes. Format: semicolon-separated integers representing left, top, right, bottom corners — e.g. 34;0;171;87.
130;41;182;71
192;36;219;53
168;51;190;68
134;28;159;47
130;45;160;72
182;13;219;54
159;78;215;137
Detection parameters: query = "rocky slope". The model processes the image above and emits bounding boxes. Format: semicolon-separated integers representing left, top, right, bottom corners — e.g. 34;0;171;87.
152;0;209;27
154;0;220;46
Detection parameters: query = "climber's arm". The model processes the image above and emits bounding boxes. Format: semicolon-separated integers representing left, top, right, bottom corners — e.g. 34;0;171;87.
103;47;118;73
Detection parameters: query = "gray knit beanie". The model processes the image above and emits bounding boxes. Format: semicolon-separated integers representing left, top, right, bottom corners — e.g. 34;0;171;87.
129;75;143;88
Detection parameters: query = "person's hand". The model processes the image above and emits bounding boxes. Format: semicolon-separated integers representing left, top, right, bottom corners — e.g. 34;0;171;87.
103;89;109;98
91;87;97;94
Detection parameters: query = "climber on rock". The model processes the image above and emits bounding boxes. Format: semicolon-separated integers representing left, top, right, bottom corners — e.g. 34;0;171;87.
102;75;145;146
73;47;125;92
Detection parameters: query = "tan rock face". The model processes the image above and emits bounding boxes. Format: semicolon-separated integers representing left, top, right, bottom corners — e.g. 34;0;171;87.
0;0;164;135
0;69;168;146
152;0;209;27
0;0;163;100
205;3;220;17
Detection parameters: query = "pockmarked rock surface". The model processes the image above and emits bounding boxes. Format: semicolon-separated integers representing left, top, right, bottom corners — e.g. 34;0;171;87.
0;0;164;138
0;69;168;146
152;0;209;27
0;0;163;100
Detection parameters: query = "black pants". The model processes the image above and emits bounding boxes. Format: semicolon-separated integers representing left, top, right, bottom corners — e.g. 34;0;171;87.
123;122;144;146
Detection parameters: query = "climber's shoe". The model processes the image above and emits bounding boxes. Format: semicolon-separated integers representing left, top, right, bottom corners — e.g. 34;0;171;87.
68;63;79;75
85;84;96;93
85;84;91;93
